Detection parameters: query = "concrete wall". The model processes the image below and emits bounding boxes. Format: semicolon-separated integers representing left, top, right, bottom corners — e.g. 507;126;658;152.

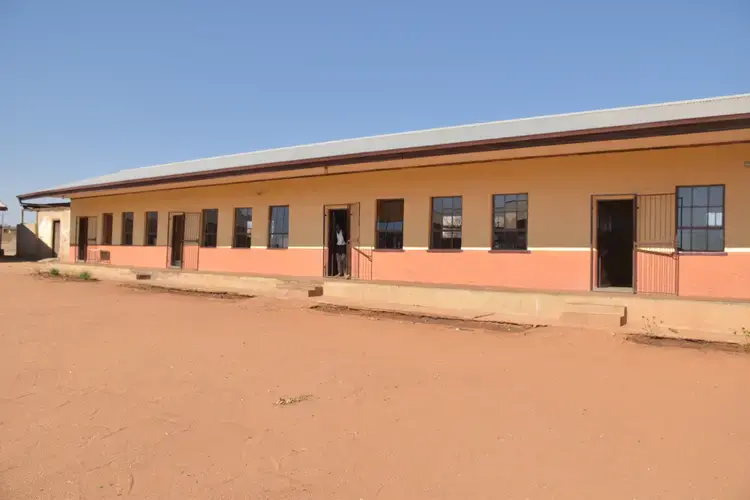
36;208;71;259
68;142;750;299
15;223;44;259
14;209;71;260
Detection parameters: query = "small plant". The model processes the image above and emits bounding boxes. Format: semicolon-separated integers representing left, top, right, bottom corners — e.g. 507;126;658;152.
642;315;663;337
79;271;92;281
733;327;750;351
275;394;313;406
49;268;60;277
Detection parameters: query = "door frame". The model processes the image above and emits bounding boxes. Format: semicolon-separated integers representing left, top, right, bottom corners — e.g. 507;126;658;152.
76;216;89;262
167;212;186;268
322;204;350;277
51;219;61;258
589;193;637;292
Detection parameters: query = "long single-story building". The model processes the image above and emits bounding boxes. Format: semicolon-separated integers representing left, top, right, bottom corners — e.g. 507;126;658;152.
18;94;750;301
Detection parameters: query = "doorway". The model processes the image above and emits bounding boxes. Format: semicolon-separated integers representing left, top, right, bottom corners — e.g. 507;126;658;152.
77;217;89;261
326;208;349;277
596;199;635;289
52;220;61;258
170;214;185;268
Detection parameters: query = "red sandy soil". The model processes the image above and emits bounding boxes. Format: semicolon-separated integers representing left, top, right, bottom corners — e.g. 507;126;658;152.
1;263;749;499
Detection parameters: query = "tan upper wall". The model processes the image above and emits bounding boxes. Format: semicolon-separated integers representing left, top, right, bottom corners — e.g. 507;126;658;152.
69;143;750;249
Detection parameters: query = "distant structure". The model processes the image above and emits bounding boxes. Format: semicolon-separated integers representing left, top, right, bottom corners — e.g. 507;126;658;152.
0;201;7;256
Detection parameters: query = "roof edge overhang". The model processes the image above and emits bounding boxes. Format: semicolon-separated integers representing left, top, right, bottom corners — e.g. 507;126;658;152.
17;113;750;201
20;202;71;210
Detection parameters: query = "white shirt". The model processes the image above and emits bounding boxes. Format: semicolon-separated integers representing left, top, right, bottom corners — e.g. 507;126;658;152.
336;230;345;246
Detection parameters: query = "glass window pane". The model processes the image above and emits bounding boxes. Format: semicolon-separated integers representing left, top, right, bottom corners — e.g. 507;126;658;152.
677;187;691;208
677;229;690;250
691;207;707;227
678;208;692;228
707;210;723;228
453;197;462;209
707;229;724;251
691;229;708;252
708;186;724;206
692;187;708;206
504;212;517;229
493;195;505;210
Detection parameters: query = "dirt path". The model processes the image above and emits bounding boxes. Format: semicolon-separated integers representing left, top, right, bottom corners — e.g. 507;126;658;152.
1;264;749;499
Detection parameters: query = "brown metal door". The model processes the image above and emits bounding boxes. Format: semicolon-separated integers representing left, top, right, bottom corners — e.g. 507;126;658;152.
347;203;361;279
322;206;329;277
168;213;185;268
76;217;87;262
86;216;98;263
182;212;201;271
52;220;61;257
635;193;678;295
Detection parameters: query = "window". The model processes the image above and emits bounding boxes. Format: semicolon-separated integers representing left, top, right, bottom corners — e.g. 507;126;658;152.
233;208;253;248
102;213;113;245
145;211;158;246
430;196;462;249
121;212;134;245
677;185;724;252
493;194;528;250
201;209;218;247
268;206;289;249
375;199;404;249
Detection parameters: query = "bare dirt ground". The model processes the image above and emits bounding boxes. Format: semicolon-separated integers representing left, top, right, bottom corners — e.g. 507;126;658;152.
1;263;749;499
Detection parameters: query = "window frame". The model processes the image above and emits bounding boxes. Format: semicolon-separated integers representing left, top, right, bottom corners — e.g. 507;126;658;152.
374;198;405;250
491;193;529;251
233;207;253;249
201;209;218;248
121;212;134;246
144;211;158;246
429;196;463;251
102;213;113;245
268;205;290;249
676;184;725;253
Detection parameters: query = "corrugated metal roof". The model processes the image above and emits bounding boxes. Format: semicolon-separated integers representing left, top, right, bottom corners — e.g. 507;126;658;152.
19;93;750;199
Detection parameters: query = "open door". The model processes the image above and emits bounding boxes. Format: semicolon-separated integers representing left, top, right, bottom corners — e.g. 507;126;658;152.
182;212;201;271
168;213;185;268
635;193;678;295
322;206;329;277
596;199;634;289
347;203;360;280
52;220;61;258
76;217;87;262
86;216;98;262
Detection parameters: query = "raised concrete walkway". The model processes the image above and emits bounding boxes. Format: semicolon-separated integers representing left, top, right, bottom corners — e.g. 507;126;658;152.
40;261;750;345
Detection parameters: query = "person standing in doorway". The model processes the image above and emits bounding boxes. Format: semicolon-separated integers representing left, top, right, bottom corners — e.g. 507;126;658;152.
335;224;347;277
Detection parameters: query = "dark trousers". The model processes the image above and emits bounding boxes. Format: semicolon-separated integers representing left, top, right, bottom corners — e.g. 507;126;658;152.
335;247;346;276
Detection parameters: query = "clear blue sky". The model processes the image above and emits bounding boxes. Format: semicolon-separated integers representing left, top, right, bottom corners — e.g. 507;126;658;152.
1;0;748;223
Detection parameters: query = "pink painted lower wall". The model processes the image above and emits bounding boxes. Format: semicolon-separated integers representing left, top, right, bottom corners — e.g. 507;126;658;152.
67;245;750;300
197;248;321;277
71;245;167;268
197;248;591;291
369;250;591;291
678;253;750;300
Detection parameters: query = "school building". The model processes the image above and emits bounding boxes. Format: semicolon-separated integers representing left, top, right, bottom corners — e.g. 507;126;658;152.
18;94;750;303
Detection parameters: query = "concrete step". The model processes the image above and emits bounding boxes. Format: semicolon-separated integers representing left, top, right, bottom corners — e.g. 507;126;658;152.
559;302;627;328
276;282;324;298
